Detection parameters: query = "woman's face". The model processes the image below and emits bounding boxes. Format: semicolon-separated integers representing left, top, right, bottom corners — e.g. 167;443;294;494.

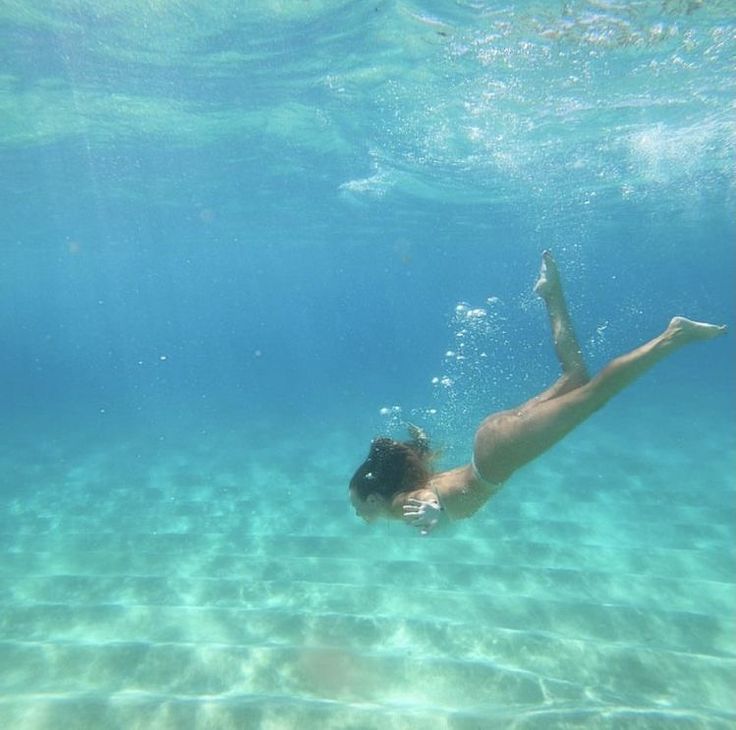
349;488;384;523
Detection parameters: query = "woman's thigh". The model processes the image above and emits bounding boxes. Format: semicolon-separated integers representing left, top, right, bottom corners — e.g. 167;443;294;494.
474;386;599;483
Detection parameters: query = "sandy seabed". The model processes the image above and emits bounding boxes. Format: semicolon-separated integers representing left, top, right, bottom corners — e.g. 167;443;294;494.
1;401;734;730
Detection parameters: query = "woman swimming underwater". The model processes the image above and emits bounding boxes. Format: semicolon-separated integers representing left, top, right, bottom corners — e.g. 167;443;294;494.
349;251;727;535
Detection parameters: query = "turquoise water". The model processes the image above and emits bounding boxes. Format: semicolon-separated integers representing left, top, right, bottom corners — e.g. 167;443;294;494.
1;1;735;728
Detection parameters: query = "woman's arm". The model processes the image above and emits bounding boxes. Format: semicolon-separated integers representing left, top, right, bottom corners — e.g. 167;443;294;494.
392;488;446;535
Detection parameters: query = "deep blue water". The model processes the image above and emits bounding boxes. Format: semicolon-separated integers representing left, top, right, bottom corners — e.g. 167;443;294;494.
1;2;734;728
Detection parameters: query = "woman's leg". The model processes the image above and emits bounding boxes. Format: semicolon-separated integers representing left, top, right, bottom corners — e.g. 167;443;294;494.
473;258;726;484
517;251;589;412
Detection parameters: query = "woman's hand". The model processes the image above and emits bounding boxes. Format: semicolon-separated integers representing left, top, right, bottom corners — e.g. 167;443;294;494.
402;497;443;535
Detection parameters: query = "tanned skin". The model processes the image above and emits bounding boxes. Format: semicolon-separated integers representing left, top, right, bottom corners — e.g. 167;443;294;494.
350;252;727;534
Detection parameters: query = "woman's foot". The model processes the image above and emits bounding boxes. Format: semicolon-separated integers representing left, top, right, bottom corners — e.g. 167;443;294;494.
667;316;727;344
533;250;561;300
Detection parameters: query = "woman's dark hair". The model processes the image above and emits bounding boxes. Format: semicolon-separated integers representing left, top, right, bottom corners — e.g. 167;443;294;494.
349;425;433;501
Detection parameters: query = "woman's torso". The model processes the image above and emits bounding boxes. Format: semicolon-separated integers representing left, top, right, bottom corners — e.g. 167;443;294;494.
428;464;504;521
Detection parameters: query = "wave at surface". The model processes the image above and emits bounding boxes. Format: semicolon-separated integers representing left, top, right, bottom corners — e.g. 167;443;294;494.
0;0;733;213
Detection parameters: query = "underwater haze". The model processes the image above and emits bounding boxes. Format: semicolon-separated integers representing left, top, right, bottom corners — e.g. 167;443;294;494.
1;1;735;728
